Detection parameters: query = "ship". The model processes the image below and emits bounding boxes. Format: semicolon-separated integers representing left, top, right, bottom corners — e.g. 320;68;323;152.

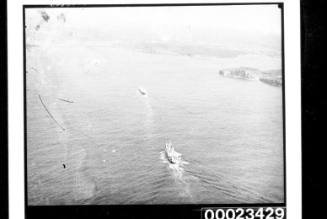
165;142;181;164
138;87;147;96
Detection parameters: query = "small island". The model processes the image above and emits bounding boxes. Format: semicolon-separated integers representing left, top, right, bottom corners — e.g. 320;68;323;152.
219;67;260;80
219;67;282;87
259;70;283;87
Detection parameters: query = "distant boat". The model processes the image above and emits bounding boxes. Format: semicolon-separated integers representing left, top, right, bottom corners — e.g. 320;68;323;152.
165;142;181;164
138;87;147;96
58;98;74;103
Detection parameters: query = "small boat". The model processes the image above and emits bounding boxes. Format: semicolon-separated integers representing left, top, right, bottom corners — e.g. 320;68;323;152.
165;142;181;164
138;87;147;96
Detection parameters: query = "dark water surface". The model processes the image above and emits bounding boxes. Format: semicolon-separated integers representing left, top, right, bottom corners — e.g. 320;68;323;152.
27;44;284;205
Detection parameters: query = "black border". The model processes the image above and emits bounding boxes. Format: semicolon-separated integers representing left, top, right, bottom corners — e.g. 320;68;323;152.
0;0;8;219
23;3;286;219
23;6;27;217
301;0;325;218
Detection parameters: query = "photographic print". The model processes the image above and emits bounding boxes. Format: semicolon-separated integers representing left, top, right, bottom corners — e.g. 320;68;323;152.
25;4;284;205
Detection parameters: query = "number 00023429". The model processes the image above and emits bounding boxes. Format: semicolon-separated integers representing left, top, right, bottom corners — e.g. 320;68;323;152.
202;207;285;219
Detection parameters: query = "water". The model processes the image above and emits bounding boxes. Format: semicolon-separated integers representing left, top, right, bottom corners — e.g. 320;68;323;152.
26;44;284;205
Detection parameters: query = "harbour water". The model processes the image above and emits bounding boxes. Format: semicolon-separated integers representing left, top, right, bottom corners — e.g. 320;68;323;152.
27;43;284;205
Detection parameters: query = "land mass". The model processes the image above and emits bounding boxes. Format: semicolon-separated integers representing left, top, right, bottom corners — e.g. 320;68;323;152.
219;67;282;87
